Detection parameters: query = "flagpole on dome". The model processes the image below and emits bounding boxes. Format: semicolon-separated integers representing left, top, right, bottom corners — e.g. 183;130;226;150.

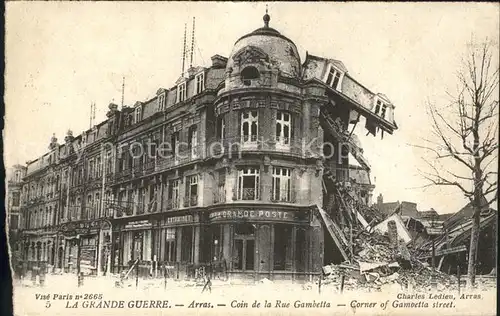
264;4;270;28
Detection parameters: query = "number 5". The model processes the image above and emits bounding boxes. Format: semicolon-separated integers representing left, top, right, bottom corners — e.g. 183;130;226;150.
46;301;51;308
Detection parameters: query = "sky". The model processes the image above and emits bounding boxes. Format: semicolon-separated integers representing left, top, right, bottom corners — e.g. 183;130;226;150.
4;2;499;214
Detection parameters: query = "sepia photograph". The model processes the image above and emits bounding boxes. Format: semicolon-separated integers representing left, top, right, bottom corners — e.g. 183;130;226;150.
3;2;499;316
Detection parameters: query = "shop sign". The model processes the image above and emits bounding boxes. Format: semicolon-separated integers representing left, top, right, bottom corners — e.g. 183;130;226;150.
124;220;152;230
60;220;110;236
167;215;194;224
210;210;298;222
161;215;195;226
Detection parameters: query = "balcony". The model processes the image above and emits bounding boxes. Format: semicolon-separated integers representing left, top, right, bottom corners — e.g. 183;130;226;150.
156;145;203;172
146;200;158;213
106;173;115;184
143;160;156;174
114;169;132;183
112;145;205;184
207;136;301;159
132;164;144;178
238;188;259;201
136;204;145;215
106;200;134;218
166;199;179;211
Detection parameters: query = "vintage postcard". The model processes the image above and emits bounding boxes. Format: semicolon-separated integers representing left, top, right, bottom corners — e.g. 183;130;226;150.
4;2;498;316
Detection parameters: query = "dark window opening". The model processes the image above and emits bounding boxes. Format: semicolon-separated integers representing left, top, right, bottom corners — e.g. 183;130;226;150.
181;226;193;263
241;66;260;86
164;228;176;262
217;116;225;141
374;100;382;115
12;192;20;207
295;228;306;272
171;132;179;158
381;105;387;119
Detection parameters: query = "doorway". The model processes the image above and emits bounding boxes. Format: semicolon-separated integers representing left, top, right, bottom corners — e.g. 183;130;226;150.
233;224;255;271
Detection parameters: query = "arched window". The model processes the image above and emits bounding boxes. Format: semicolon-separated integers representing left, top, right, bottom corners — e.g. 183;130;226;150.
241;66;260;86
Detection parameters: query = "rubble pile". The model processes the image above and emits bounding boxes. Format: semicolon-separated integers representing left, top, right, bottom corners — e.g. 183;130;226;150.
320;228;459;292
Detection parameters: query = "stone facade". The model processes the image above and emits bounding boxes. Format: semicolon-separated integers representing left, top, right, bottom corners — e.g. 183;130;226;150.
14;13;396;281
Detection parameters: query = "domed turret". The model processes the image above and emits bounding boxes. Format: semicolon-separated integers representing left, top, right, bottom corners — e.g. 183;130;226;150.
225;10;301;80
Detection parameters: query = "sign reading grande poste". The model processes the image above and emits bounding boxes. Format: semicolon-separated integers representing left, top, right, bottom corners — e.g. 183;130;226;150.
209;210;304;222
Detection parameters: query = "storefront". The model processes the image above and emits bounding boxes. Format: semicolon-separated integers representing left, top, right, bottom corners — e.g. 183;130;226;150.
59;219;112;275
207;208;322;282
113;214;200;278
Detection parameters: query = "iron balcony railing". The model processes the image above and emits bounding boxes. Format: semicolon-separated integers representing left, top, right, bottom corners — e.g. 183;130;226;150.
271;188;295;203
206;136;302;158
238;188;259;201
112;144;204;183
166;199;180;211
183;194;198;207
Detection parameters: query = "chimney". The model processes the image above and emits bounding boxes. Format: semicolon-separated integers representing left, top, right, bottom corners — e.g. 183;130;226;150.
211;55;228;69
377;193;383;206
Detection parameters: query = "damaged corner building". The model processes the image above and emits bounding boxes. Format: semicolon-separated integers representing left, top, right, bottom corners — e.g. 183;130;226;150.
13;12;405;283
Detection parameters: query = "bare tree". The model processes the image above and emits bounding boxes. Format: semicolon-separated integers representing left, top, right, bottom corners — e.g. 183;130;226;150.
415;40;499;288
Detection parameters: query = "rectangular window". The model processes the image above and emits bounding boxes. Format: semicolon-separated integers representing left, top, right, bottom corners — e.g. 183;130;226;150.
181;226;193;262
168;179;180;209
148;184;155;206
12;192;20;207
215;171;226;204
177;82;186;103
217;116;225;142
106;151;113;174
195;72;205;95
188;125;198;158
88;159;94;180
274;224;293;271
237;167;260;200
10;214;19;230
148;140;158;161
86;195;92;219
138;188;145;214
164;228;176;262
158;94;166;111
325;66;343;90
185;175;198;207
135;106;142;124
374;99;382;115
276;111;291;147
95;193;100;217
381;104;387;119
272;167;291;202
95;156;101;177
241;110;258;144
171;132;179;158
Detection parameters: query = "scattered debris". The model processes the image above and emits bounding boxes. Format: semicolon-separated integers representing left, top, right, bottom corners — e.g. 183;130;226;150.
258;278;273;285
